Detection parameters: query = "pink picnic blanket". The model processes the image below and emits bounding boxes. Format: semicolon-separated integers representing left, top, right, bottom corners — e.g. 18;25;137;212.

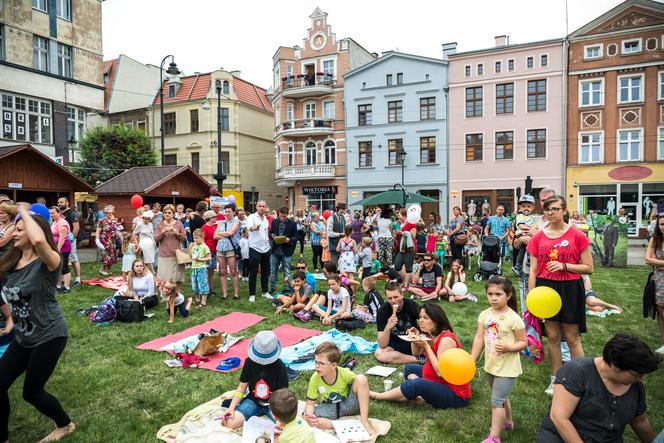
81;276;126;290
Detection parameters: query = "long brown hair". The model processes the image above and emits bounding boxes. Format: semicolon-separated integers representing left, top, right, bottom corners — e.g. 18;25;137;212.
0;214;57;280
543;195;569;224
653;215;664;252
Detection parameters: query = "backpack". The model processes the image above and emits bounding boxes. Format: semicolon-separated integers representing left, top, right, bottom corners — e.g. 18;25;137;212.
363;290;385;319
89;297;117;324
521;310;544;364
114;296;144;322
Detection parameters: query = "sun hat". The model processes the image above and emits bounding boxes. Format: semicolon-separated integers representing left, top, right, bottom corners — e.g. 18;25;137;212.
142;210;154;220
247;331;282;365
203;210;216;220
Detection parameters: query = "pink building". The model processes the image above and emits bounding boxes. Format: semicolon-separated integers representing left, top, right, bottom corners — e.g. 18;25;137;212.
447;36;565;216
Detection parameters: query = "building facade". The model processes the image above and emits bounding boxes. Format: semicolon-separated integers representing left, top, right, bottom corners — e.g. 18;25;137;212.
447;36;565;217
149;69;281;210
345;51;450;217
271;8;375;212
0;0;104;162
566;0;664;237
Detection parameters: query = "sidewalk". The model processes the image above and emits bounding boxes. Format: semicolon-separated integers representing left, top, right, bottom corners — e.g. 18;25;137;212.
77;247;98;264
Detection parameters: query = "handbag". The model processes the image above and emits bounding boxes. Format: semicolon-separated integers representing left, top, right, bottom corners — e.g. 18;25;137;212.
454;233;469;246
193;332;224;356
175;248;192;265
643;271;657;319
226;222;242;259
114;296;144;322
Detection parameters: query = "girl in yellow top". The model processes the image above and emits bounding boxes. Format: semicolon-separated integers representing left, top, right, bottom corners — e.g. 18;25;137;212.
471;276;527;443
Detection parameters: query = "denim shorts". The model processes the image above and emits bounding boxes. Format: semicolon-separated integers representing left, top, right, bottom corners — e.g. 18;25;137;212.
207;253;217;270
314;391;360;419
235;398;275;422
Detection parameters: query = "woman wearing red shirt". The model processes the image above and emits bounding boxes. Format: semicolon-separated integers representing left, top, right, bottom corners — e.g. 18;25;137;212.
394;208;418;288
527;195;593;395
369;302;471;409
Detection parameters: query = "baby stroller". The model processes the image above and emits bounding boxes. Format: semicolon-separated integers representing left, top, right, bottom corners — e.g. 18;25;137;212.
473;235;502;281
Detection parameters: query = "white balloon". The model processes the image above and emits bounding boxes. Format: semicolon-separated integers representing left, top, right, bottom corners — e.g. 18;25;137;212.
452;282;468;296
406;211;420;224
408;204;422;215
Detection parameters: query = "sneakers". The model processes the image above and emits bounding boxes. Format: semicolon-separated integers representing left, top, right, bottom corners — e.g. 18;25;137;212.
340;357;358;370
262;292;273;300
466;294;478;303
544;375;555;396
73;280;81;287
655;345;664;355
295;310;312;322
271;299;281;308
248;295;256;303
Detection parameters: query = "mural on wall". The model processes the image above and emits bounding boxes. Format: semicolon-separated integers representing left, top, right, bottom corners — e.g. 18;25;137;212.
587;214;628;268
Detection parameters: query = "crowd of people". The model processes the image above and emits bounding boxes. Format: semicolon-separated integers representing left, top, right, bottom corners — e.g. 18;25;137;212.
0;190;663;442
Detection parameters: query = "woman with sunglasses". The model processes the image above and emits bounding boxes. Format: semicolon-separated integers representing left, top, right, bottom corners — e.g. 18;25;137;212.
527;195;593;396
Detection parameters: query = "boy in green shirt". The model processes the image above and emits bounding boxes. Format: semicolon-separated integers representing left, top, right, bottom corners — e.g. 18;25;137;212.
303;342;376;436
189;229;211;307
270;388;314;443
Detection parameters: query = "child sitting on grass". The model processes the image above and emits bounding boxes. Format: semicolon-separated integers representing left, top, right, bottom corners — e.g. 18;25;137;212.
189;228;211;307
270;388;315;443
274;271;313;315
160;279;193;323
351;277;384;323
313;274;352;325
295;263;356;322
303;342;376;437
445;259;476;302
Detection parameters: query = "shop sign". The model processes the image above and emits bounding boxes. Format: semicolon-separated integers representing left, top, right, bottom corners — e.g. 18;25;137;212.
8;183;22;189
303;186;337;195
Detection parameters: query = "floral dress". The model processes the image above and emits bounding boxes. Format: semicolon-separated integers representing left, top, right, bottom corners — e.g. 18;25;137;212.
98;218;119;266
337;237;356;273
655;247;664;307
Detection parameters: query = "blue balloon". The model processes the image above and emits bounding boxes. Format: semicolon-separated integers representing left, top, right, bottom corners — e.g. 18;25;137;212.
30;203;51;222
97;210;104;220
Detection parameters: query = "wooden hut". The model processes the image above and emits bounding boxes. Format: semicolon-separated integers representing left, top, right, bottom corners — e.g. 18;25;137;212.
94;166;211;228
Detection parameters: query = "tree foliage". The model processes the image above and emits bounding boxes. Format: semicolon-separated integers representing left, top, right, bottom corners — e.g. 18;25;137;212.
72;125;156;186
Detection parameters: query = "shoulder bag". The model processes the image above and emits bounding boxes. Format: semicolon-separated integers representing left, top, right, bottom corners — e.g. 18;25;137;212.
643;271;657;319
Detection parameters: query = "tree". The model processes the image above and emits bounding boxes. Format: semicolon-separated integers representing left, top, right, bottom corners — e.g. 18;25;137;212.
72;125;157;186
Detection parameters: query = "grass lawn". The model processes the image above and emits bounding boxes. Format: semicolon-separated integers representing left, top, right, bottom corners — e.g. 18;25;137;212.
6;251;664;443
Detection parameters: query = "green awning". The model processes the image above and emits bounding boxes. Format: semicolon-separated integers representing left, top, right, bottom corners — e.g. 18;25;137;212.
351;190;437;207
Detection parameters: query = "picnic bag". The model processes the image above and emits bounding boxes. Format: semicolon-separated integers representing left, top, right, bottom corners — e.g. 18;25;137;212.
175;248;192;265
193;331;224;356
521;310;545;364
643;271;657;319
114;296;144;322
89;297;117;324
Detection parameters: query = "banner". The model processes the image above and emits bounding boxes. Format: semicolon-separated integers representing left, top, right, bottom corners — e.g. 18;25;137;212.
587;214;629;268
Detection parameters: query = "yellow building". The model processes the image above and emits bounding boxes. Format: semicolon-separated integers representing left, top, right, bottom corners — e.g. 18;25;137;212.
149;70;282;210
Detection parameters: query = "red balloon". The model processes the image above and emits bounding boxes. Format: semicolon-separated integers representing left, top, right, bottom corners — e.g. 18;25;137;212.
209;187;218;196
322;210;332;220
130;194;143;209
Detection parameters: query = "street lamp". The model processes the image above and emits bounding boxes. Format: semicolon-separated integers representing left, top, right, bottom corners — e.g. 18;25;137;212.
159;55;180;165
214;79;227;193
397;145;408;207
67;135;77;164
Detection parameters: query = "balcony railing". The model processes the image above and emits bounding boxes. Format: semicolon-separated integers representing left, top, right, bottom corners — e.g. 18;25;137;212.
276;118;334;137
281;74;335;90
275;164;336;180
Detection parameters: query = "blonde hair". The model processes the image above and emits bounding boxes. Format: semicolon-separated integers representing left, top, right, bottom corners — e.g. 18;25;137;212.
361;237;372;248
163;204;176;214
122;233;140;255
0;202;17;220
127;259;150;293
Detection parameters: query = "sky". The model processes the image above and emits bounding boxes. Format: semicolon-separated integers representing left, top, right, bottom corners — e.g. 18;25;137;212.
102;0;626;88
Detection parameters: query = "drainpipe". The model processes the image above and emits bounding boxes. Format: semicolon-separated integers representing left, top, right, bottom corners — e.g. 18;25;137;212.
444;83;449;219
562;38;569;202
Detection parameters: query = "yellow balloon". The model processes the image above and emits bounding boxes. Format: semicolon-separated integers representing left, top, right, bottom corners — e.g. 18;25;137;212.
438;348;476;385
526;286;562;319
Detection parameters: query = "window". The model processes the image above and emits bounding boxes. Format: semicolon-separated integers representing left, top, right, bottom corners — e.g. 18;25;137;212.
580;79;603;106
56;43;72;77
465;133;483;161
323;101;335;119
304;103;316;119
495;83;513;114
396;73;403;84
66;106;85;147
508;59;514;71
287;144;294;166
386;74;393;85
579;132;602;163
464;65;471;77
168;84;176;98
495;131;513;160
190;109;199;132
191;152;200;173
465;87;483;117
388;100;402;123
527;79;546;112
220;151;230;174
658;127;664;160
57;0;71;20
358;104;372;126
286;103;294;121
527;129;546;158
477;64;483;75
164;154;177;166
584;44;602;59
359;141;372;167
420;97;435;120
621;38;642;54
527;56;533;68
0;25;3;61
495;61;501;73
324;140;336;164
617;129;642;162
323;60;334;77
221;108;229;131
2;94;50;144
618;75;642;103
420;137;436;164
660;72;664;100
388;139;403;165
33;36;48;71
32;0;47;12
305;142;317;165
163;112;176;135
540;54;548;67
222;81;229;94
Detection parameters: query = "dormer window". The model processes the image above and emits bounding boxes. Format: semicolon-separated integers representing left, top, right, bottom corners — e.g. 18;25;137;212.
168;84;177;98
223;80;229;94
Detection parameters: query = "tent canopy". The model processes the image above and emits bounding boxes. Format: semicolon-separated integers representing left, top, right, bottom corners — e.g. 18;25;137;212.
351;190;437;207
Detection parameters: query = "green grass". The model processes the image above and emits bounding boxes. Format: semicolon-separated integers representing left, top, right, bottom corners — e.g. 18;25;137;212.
6;252;664;443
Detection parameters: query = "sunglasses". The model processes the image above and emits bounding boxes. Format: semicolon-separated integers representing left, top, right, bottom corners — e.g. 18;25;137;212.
296;266;306;270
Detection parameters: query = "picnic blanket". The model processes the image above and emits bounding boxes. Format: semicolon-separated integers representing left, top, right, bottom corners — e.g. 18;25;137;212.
81;276;127;291
587;308;622;317
156;391;392;442
281;328;378;372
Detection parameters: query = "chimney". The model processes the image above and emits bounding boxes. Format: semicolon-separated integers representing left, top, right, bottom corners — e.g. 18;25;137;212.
495;35;509;47
441;42;457;60
230;70;241;77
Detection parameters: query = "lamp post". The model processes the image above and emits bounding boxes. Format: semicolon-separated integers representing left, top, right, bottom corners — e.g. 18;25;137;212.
214;80;227;193
159;55;180;165
67;136;77;164
398;145;408;207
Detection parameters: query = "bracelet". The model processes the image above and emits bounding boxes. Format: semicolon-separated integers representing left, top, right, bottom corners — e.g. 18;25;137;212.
563;263;568;272
234;391;244;399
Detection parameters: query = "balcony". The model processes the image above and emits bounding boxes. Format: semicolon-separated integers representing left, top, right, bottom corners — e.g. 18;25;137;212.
280;75;335;98
275;164;336;187
276;118;334;137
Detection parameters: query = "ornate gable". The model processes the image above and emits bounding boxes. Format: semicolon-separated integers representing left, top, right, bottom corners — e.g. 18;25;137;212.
301;8;337;55
590;7;664;34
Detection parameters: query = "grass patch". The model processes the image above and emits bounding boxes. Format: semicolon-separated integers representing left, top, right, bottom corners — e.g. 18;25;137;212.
6;252;663;442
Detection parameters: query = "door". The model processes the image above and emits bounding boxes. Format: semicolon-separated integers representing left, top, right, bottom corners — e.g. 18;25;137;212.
621;204;638;236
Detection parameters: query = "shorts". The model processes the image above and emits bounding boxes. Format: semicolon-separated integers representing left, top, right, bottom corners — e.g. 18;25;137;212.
362;267;375;279
60;252;70;275
394;251;415;273
485;373;516;407
387;337;412;355
191;267;209;295
235;398;275;422
409;286;437;294
69;240;78;263
207;253;217;270
314;391;360;420
217;249;236;258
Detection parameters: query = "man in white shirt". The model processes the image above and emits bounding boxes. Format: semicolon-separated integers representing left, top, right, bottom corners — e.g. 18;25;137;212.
246;200;271;302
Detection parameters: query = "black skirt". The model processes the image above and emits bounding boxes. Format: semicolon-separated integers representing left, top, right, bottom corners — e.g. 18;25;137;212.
535;277;586;333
